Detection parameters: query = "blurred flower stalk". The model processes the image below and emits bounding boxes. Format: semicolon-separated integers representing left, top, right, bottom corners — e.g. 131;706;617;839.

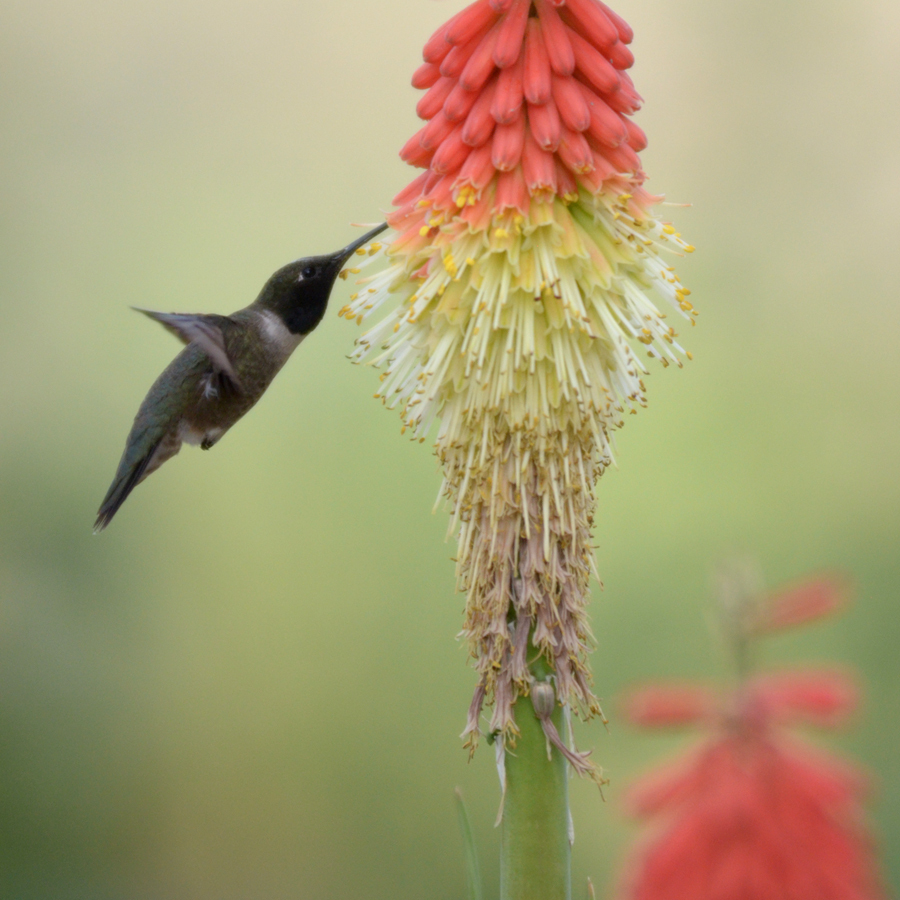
344;1;693;896
616;567;887;900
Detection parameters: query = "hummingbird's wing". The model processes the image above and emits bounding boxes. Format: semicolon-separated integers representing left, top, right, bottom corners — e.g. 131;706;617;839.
132;309;243;391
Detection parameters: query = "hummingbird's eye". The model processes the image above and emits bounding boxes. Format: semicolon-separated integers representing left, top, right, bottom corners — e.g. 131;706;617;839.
301;265;316;280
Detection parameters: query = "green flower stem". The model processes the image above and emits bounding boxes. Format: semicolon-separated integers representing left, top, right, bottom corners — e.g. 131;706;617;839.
500;678;571;900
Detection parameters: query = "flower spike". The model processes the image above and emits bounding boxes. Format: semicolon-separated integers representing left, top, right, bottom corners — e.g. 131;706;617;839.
346;0;695;749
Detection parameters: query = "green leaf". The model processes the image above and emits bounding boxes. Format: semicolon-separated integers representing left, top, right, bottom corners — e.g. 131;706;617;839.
455;788;483;900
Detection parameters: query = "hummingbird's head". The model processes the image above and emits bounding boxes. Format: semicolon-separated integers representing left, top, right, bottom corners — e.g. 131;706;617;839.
258;223;389;335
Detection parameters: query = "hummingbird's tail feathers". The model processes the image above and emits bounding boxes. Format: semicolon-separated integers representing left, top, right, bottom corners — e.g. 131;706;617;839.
93;438;162;533
132;309;243;392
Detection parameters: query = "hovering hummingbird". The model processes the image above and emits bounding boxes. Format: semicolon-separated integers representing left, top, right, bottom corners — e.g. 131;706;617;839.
94;222;388;532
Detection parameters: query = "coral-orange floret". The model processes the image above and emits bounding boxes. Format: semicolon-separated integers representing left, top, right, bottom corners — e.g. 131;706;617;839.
401;0;656;209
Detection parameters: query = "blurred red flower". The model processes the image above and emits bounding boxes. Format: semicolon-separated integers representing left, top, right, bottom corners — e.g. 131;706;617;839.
616;573;887;900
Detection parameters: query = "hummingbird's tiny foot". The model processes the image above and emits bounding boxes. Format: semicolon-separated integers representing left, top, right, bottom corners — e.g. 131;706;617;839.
201;438;213;450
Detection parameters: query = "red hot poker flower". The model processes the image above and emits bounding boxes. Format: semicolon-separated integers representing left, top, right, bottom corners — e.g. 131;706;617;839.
617;673;886;899
346;0;695;756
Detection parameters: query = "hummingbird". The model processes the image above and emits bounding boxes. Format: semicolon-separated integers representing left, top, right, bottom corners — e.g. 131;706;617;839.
94;222;388;532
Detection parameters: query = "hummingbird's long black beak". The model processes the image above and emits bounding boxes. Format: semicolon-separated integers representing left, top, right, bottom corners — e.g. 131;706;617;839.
332;222;389;267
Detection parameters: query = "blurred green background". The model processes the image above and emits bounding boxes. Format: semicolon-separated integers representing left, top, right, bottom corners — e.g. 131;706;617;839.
1;0;898;896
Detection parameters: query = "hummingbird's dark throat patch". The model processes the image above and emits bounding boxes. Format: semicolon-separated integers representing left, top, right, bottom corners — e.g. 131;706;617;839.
282;279;333;335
